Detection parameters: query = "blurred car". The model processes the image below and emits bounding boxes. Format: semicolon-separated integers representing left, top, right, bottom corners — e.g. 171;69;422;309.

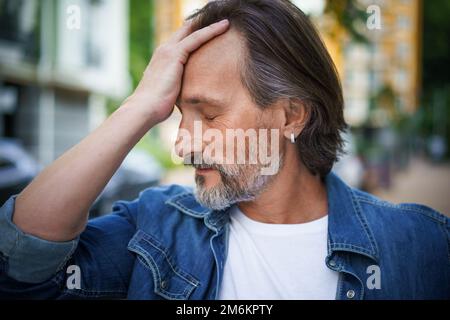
89;149;163;218
0;138;41;205
0;138;163;217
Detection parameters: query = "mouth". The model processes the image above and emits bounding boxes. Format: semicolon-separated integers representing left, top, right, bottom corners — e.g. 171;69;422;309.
195;167;216;174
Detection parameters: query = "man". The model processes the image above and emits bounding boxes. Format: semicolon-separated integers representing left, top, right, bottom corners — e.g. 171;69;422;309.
0;0;449;300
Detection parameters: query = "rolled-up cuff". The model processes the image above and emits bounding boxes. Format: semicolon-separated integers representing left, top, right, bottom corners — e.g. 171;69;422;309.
0;196;79;284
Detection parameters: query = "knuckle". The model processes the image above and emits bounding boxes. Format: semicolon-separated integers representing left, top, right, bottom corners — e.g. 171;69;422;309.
178;51;189;64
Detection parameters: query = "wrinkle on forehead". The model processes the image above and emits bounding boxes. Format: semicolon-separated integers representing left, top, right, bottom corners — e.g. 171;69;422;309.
181;29;247;103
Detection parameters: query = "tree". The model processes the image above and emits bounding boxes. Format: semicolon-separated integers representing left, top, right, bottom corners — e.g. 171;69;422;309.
420;0;450;158
129;0;154;89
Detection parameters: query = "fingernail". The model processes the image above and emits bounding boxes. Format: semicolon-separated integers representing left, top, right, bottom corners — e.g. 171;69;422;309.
218;19;229;25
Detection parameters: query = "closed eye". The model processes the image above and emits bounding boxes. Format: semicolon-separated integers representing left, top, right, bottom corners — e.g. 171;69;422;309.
203;113;218;121
204;115;218;121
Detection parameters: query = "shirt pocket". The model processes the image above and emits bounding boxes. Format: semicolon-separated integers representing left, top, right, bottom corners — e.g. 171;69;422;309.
127;229;200;300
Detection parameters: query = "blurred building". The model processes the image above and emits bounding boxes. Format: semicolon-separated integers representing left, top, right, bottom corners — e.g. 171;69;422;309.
152;0;420;130
154;0;207;45
341;0;422;127
0;0;130;165
147;0;424;188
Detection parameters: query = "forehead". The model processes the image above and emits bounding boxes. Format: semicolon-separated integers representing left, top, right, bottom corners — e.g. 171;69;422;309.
180;29;246;103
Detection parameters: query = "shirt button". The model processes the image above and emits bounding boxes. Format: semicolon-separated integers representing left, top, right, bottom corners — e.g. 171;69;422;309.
161;280;167;290
346;290;355;299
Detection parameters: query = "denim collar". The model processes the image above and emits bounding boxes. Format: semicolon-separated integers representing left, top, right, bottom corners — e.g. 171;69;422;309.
165;172;379;262
325;172;379;263
165;191;228;232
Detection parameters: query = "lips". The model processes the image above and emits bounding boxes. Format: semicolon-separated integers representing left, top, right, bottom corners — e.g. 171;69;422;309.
193;163;216;170
195;167;216;173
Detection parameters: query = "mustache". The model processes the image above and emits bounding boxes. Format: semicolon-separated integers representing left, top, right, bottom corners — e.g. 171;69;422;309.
183;153;221;170
183;153;239;177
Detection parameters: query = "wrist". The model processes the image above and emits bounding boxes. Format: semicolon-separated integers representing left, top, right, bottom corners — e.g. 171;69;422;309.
119;95;161;129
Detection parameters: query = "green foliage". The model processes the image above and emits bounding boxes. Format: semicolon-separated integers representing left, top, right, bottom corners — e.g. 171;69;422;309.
129;0;154;89
137;134;180;170
421;0;450;157
324;0;368;43
422;0;450;91
128;0;178;170
105;0;155;115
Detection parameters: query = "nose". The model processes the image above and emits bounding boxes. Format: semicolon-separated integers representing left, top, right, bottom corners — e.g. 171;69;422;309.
174;116;204;159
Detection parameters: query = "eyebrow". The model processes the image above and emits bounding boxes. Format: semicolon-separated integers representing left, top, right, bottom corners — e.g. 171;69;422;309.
176;95;226;109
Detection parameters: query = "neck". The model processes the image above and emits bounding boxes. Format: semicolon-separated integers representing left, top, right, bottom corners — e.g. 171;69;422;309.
238;146;328;224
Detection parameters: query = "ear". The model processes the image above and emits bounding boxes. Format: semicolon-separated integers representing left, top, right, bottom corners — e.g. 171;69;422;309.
282;98;309;141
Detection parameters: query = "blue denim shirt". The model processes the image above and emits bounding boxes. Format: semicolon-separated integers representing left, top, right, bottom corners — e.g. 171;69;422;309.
0;172;449;299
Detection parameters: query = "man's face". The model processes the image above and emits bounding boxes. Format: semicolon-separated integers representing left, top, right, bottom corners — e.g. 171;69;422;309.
175;29;283;210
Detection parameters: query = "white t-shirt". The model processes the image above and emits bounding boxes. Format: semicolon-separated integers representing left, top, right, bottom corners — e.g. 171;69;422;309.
218;205;339;300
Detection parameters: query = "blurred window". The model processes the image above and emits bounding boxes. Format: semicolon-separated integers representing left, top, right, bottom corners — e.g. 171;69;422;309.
396;43;409;60
0;156;13;168
395;69;408;91
0;0;40;62
397;15;410;30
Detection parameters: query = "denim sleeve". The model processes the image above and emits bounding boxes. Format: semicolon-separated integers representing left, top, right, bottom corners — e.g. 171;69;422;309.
0;195;139;299
0;196;78;284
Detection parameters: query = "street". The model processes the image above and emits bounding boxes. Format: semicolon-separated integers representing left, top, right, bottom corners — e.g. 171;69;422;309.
374;158;450;216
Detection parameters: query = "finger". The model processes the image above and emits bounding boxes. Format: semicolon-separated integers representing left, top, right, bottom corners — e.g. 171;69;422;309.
179;19;230;54
169;19;194;44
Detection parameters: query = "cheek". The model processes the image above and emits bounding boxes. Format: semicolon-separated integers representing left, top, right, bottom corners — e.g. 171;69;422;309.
198;170;222;188
206;107;265;163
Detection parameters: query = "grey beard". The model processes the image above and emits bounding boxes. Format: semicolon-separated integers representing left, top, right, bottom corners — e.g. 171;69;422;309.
193;156;283;211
